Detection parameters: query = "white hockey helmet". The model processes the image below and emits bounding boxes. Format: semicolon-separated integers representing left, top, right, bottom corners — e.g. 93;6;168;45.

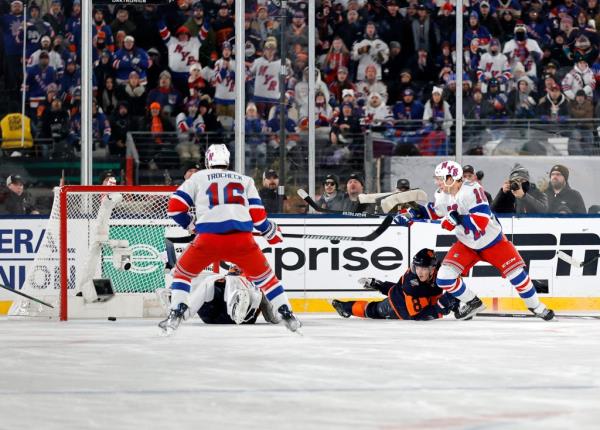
434;160;463;181
205;144;230;168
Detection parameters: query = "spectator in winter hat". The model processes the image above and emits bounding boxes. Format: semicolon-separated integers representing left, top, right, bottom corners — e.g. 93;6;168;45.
259;169;285;214
396;178;410;192
4;175;39;215
328;66;357;105
316;174;345;211
113;35;150;86
562;53;595;100
568;90;594;153
146;70;183;116
111;7;136;36
342;173;375;213
545;164;586;214
537;83;569;123
492;163;548;214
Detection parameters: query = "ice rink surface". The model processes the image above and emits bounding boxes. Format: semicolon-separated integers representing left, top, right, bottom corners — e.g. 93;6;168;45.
1;314;599;430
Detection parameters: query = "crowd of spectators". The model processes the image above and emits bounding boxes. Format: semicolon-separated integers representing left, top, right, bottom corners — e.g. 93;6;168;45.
309;162;595;215
2;0;600;167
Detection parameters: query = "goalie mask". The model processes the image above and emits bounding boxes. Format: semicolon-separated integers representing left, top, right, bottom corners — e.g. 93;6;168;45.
205;144;230;169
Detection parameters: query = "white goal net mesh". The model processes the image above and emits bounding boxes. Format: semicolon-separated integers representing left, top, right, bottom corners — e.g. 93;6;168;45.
9;187;203;319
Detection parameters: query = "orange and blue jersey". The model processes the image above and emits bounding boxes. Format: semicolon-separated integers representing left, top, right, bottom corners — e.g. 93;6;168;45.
378;269;448;321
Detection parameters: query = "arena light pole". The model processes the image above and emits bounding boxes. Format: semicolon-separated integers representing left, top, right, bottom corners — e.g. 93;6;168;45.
81;0;92;185
21;5;26;149
276;0;288;213
307;0;316;202
455;1;464;161
234;0;245;173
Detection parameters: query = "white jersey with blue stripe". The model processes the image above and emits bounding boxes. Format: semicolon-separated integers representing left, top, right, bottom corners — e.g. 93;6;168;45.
168;168;269;235
432;181;503;250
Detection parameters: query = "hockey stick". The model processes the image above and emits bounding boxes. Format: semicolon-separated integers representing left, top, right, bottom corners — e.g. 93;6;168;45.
0;284;54;309
254;213;395;242
296;189;378;217
283;214;393;241
478;312;600;320
556;250;600;268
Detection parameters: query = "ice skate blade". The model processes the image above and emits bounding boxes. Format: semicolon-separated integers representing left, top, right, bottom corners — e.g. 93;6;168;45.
455;303;487;320
158;326;176;337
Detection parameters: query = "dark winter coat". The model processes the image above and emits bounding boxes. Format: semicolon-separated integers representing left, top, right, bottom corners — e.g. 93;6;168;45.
4;190;37;215
492;182;548;214
545;185;586;214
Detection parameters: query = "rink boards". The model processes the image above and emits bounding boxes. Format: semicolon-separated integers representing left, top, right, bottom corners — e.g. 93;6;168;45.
0;215;599;313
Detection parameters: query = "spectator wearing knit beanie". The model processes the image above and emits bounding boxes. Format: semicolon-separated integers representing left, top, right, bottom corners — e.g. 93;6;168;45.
491;163;548;214
545;164;586;214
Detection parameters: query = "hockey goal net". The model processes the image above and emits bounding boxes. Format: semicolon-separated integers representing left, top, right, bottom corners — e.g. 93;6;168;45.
9;185;214;320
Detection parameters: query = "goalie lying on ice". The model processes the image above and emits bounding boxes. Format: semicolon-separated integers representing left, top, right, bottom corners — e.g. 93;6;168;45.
158;265;279;325
331;248;459;320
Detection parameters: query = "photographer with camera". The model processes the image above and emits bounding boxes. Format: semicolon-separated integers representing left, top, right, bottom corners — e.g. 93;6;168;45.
491;163;548;214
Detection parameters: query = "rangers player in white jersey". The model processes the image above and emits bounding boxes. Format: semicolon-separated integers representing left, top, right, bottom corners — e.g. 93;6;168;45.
159;144;301;334
395;160;555;321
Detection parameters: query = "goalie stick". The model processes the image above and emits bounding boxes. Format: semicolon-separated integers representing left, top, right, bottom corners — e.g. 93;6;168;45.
556;250;600;268
477;312;600;320
0;283;54;309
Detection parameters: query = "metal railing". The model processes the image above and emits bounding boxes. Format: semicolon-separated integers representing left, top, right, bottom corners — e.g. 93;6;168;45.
369;118;600;157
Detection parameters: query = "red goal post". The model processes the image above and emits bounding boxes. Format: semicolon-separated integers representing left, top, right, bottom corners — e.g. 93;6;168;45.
11;185;221;321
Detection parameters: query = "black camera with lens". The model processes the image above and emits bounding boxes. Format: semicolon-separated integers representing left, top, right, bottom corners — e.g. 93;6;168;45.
510;181;521;191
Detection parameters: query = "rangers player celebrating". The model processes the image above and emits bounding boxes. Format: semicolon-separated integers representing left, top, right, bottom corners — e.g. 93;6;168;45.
159;144;301;333
396;161;554;321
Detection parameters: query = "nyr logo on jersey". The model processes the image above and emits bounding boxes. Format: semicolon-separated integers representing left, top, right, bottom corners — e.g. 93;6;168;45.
174;44;197;66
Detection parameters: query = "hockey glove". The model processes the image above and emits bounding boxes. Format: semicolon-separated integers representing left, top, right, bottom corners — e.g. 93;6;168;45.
263;221;283;245
393;214;411;227
358;277;384;291
441;210;461;231
185;215;196;234
436;293;460;316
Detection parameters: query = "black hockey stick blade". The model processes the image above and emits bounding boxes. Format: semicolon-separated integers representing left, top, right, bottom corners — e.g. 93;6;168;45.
0;284;54;308
296;189;378;218
280;214;394;242
478;312;600;320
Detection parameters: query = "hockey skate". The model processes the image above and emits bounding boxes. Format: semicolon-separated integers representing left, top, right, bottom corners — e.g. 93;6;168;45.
278;305;302;333
158;303;189;335
259;294;279;324
454;297;486;320
529;304;555;321
230;288;251;325
331;299;352;318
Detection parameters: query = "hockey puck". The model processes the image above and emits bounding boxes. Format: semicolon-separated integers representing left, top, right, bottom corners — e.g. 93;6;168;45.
108;316;117;321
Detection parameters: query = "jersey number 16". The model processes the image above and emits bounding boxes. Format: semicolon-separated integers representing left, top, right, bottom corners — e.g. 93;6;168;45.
206;182;245;208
